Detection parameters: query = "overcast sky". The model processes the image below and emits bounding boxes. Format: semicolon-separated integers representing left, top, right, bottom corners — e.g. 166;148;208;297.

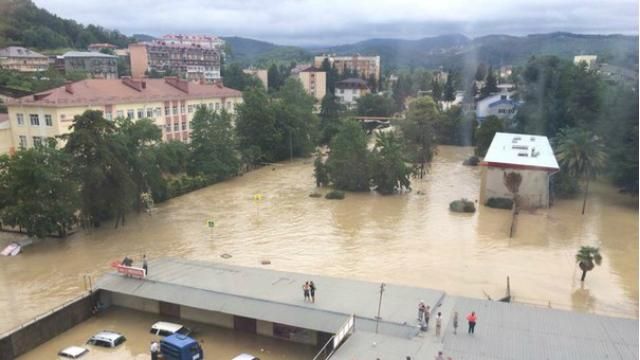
34;0;639;46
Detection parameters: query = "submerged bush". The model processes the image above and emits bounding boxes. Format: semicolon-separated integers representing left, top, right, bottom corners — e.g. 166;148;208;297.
325;190;345;200
309;192;322;198
463;156;480;166
449;198;476;213
486;197;514;209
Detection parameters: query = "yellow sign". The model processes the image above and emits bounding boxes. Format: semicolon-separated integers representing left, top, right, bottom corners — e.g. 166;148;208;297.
253;194;264;201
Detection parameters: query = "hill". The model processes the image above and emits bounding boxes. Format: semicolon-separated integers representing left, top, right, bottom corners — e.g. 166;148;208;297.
222;36;311;66
0;0;133;50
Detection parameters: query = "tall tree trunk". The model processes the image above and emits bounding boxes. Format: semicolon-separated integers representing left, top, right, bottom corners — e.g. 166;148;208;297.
582;178;590;215
581;269;587;282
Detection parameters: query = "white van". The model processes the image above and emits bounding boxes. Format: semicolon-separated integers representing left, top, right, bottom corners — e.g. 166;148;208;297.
150;321;192;337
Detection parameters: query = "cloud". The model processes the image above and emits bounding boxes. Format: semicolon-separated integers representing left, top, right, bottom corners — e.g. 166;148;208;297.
32;0;639;45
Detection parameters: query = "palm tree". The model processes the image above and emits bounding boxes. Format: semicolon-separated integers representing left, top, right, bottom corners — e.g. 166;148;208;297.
554;128;607;214
503;171;522;237
576;246;602;282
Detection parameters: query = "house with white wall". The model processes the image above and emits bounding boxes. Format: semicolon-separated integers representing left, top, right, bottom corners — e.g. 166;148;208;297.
480;132;559;209
335;78;369;109
476;91;519;121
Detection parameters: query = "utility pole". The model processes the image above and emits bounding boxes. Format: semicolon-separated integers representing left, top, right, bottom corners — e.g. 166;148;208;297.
289;130;293;161
375;282;385;334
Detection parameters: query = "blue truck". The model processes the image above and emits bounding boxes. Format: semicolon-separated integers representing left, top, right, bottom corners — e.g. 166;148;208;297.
160;334;203;360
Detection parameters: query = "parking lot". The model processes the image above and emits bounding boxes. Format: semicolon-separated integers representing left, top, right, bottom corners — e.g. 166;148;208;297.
17;306;317;359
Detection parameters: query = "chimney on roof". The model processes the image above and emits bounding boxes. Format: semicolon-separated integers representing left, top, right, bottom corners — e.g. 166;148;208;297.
122;77;144;92
64;81;74;94
164;76;189;93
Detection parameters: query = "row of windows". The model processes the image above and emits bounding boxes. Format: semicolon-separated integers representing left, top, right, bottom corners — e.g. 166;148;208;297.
18;135;52;149
16;114;53;127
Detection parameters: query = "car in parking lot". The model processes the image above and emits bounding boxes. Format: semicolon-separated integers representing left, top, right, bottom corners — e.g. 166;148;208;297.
231;354;261;360
150;321;192;337
57;346;89;359
86;330;126;348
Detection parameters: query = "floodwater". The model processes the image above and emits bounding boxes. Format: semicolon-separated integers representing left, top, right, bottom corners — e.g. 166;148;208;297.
1;145;638;337
17;307;316;359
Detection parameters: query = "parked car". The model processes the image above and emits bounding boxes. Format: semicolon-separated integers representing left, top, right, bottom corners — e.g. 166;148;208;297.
150;321;192;337
86;331;126;348
58;346;89;359
232;354;261;360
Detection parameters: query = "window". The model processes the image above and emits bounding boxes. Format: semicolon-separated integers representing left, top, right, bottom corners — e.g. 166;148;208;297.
173;123;179;132
32;136;43;147
181;121;186;130
45;114;52;126
180;105;186;114
165;107;170;116
16;113;24;126
214;103;219;110
18;136;27;149
127;110;134;119
105;112;112;121
146;109;153;118
116;110;124;118
30;114;39;126
137;109;144;119
154;108;162;117
188;105;194;113
172;106;178;114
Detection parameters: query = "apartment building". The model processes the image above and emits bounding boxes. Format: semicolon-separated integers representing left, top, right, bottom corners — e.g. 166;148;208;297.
0;47;48;72
129;35;223;82
293;66;326;102
335;78;369;108
5;77;242;153
313;54;380;82
63;51;118;79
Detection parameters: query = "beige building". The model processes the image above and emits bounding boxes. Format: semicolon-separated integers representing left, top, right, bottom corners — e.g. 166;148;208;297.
573;55;598;70
313;55;380;82
293;67;326;102
5;77;242;152
480;132;559;209
0;47;48;72
0;114;13;155
243;68;268;89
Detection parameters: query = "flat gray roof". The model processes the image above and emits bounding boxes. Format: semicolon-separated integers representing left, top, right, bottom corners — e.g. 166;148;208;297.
96;258;638;359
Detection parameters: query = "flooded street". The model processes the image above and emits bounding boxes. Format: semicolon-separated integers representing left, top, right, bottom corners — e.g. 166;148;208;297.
17;307;316;359
1;145;637;336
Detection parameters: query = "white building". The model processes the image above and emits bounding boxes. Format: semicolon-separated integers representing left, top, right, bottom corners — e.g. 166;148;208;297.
335;78;369;108
480;132;559;209
476;91;519;121
439;90;464;110
573;55;598;70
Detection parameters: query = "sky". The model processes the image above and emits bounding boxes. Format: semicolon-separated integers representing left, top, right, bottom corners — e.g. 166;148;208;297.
34;0;639;46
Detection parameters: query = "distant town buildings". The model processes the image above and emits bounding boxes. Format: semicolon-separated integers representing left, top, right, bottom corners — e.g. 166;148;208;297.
87;43;117;53
573;55;598;70
480;132;559;209
4;77;242;152
293;66;326;102
0;47;48;72
129;35;224;82
476;91;519;121
242;68;268;89
62;51;118;79
313;55;380;82
432;68;449;84
335;78;369;108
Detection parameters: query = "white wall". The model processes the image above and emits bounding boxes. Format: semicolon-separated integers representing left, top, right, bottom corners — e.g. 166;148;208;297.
480;167;551;208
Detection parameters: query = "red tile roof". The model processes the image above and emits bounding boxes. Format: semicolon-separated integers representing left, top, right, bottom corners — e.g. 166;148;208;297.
8;78;242;108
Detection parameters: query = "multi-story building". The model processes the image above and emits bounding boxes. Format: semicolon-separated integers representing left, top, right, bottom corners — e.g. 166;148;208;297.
573;55;598;70
313;55;380;82
242;68;268;89
335;78;369;108
5;77;242;152
63;51;118;79
0;47;48;72
129;35;223;82
293;66;326;102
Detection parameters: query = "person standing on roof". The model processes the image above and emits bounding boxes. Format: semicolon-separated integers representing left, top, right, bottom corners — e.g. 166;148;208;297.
424;305;431;331
435;351;445;360
309;281;316;303
452;311;459;335
467;311;477;334
418;301;426;321
142;254;148;276
435;311;443;336
302;281;310;302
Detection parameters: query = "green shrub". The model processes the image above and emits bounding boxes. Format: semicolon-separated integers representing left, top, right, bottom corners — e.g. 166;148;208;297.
449;198;476;213
486;197;514;209
325;190;345;200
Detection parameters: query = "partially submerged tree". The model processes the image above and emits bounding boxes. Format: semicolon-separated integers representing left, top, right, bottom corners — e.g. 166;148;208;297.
576;246;602;282
370;131;412;194
400;96;439;178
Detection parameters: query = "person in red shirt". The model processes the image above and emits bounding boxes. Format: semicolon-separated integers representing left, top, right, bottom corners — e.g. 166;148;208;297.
466;311;477;334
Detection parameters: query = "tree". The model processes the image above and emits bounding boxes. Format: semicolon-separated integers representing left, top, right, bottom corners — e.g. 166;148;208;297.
431;79;442;102
356;93;395;117
443;73;456;101
503;171;522;237
318;93;343;145
0;143;79;238
321;58;338;94
188;107;240;181
555;128;607;214
272;78;318;160
267;63;283;92
223;63;263;91
314;155;329;187
235;87;280;164
576;246;602;282
400;96;439;178
62;110;136;227
370;131;412;194
326;120;370;191
475;63;488;81
474;116;503;157
480;66;498;98
155;141;190;175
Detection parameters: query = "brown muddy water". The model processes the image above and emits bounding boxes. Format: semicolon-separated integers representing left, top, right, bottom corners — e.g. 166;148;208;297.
17;307;316;359
1;146;638;337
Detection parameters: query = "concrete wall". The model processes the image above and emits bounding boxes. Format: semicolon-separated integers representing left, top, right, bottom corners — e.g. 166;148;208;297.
111;292;159;313
181;305;233;329
480;166;551;208
0;292;96;360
